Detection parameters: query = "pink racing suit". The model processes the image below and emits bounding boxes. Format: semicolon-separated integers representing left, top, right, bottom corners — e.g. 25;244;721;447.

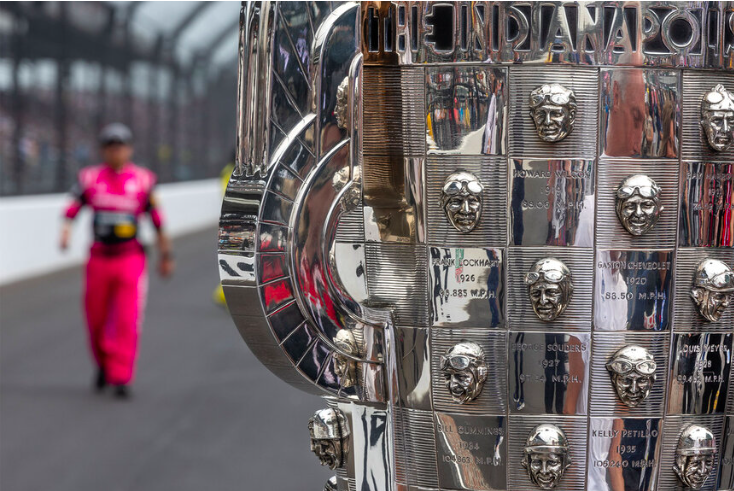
65;163;164;385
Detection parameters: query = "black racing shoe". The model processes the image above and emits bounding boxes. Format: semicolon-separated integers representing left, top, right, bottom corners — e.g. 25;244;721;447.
113;385;131;399
94;369;107;392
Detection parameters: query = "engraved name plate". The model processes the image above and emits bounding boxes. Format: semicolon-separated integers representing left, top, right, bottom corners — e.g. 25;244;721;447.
587;417;662;491
435;412;506;491
430;247;504;327
668;333;732;415
594;250;674;331
509;332;590;415
680;162;734;248
510;160;595;247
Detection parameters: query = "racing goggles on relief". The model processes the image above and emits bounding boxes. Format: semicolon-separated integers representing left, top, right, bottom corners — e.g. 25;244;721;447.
524;269;568;285
705;90;734;105
441;354;477;371
606;358;657;376
616;184;660;199
530;91;573;107
442;179;483;197
700;271;734;292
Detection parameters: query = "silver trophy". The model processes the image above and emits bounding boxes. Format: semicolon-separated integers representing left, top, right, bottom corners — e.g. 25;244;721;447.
220;2;734;490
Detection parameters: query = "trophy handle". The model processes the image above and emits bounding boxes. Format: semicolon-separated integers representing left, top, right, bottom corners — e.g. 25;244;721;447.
221;2;387;401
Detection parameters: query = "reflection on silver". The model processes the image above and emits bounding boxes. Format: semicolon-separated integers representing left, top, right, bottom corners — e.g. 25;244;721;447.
674;425;717;490
440;171;484;233
440;341;487;404
615;175;663;236
522;424;571;490
701;85;734;152
323;476;337;491
691;258;734;323
606;345;657;408
333;329;359;388
525;258;573;322
309;408;350;470
335;77;349;130
529;84;576;143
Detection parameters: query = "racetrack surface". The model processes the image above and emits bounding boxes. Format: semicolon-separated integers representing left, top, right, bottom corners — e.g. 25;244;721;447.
0;227;333;491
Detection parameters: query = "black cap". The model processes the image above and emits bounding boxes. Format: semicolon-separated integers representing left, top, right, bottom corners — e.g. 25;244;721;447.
99;123;133;145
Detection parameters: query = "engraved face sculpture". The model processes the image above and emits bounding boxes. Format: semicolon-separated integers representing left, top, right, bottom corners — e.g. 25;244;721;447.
440;341;488;404
674;424;717;490
324;476;338;491
333;329;358;388
691;258;734;323
522;424;571;490
335;77;349;130
615;174;663;236
308;408;349;470
606;345;657;408
701;84;734;152
440;171;484;233
529;84;577;142
525;258;573;322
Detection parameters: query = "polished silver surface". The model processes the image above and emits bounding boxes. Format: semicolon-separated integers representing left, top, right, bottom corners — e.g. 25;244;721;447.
224;3;734;490
509;332;590;416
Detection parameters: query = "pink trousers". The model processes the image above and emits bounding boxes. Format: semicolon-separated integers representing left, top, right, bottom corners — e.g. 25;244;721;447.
84;250;147;385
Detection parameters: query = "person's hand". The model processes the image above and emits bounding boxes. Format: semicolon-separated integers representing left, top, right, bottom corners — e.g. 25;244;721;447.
158;256;175;278
59;222;71;251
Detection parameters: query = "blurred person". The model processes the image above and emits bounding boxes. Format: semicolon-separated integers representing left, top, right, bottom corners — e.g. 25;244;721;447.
59;123;174;399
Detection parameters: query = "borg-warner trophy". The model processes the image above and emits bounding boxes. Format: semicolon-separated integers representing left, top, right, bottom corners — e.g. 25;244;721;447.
219;2;734;490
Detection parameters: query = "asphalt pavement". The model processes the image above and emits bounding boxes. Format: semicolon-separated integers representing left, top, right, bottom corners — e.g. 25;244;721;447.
0;227;334;491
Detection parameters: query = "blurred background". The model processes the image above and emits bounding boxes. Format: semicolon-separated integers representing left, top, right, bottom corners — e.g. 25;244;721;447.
0;2;331;490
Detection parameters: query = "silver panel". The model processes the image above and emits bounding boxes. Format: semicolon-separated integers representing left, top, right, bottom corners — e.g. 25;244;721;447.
673;248;734;332
434;412;507;491
600;69;680;160
509;332;590;416
657;415;725;491
594;250;674;332
426;156;507;248
667;333;732;415
426;66;507;156
508;415;587;491
393;408;439;489
510;160;595;247
394;327;432;410
429;247;504;328
590;333;670;417
507;247;593;330
587;417;662;491
431;329;507;415
365;243;429;328
596;160;679;249
679;162;734;248
508;67;598;160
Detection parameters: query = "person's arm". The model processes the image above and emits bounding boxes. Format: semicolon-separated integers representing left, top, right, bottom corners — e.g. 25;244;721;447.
60;179;86;250
147;190;174;278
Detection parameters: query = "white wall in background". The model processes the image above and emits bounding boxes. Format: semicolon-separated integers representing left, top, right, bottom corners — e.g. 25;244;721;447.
0;179;221;286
